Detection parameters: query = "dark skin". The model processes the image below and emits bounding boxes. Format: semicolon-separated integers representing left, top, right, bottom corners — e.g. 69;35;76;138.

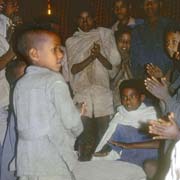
108;139;160;149
143;0;161;30
71;10;112;74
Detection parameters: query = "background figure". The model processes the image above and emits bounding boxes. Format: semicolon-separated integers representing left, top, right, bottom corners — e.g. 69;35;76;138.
111;0;143;31
66;4;121;161
0;0;18;155
111;26;133;108
1;59;27;180
131;0;174;78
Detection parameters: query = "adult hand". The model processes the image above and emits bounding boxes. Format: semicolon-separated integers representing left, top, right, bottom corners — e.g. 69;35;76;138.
144;76;170;100
149;112;180;140
146;63;164;79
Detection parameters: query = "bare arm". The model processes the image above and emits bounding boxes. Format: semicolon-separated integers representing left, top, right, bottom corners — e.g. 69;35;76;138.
71;54;94;74
93;43;112;70
108;140;160;149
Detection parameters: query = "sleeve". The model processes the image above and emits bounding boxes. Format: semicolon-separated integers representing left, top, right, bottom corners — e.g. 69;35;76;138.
52;80;83;137
163;93;180;127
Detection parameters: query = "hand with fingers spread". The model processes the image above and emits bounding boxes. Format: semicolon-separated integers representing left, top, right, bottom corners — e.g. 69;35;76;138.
144;76;170;101
149;112;180;140
146;63;164;79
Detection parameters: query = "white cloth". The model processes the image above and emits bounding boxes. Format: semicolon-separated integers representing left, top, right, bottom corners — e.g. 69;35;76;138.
66;27;121;117
92;103;157;160
111;17;136;32
0;28;10;144
61;46;69;82
165;140;180;180
0;14;10;38
13;66;83;176
73;161;146;180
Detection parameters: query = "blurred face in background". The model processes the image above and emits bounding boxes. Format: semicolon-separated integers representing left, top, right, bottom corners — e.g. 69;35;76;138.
113;0;130;22
116;32;131;53
4;0;18;17
77;11;95;32
143;0;159;18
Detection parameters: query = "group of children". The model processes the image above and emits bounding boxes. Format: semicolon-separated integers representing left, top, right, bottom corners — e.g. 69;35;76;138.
1;0;180;180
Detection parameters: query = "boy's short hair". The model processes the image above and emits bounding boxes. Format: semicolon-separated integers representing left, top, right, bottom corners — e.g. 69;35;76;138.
13;24;58;64
165;24;180;34
73;1;95;19
113;0;131;8
119;79;145;95
114;26;131;42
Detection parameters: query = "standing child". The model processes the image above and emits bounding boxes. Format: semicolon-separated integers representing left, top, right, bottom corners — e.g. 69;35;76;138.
111;26;133;108
13;26;83;180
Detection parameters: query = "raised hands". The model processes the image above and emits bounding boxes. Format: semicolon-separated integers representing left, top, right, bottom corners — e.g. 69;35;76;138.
146;63;164;79
144;76;170;101
149;112;180;140
90;42;101;58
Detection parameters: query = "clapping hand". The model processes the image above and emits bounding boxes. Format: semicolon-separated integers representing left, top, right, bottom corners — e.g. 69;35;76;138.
146;63;164;79
144;76;170;100
149;112;180;140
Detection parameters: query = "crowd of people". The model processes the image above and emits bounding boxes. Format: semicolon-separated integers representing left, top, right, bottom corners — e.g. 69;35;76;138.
0;0;180;180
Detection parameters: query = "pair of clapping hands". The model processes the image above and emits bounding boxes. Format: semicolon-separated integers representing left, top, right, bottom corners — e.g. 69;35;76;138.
90;42;101;59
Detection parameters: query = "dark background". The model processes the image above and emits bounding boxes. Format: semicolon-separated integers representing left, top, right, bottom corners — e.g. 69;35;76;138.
18;0;180;43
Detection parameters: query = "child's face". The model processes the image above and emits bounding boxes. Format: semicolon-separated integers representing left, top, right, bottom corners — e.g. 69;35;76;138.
113;0;129;22
77;11;95;32
116;32;131;52
121;88;143;111
165;32;180;58
32;32;64;72
144;0;159;18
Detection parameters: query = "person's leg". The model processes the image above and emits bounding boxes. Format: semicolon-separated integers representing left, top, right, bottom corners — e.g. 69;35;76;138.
143;159;159;180
95;115;110;146
78;116;97;161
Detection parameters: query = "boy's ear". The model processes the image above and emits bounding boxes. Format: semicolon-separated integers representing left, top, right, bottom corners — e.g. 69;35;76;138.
28;48;39;62
140;94;145;102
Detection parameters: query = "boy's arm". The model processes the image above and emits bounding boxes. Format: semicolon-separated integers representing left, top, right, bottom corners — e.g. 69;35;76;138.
108;140;160;149
53;80;83;137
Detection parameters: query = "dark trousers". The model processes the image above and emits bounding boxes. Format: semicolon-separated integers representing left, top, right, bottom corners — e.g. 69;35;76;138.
77;115;110;161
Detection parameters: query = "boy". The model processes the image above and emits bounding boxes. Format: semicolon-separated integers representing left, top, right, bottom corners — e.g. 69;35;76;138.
66;5;121;161
93;79;158;167
111;26;133;107
13;25;83;180
111;0;143;31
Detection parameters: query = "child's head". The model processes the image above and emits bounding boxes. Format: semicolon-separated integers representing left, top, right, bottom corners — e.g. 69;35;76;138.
113;0;131;23
115;26;131;53
165;27;180;59
5;58;27;85
119;79;145;111
15;25;64;72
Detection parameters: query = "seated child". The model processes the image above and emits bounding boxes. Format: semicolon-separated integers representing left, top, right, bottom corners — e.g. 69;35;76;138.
1;59;27;180
93;79;158;167
12;25;83;180
111;26;133;107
